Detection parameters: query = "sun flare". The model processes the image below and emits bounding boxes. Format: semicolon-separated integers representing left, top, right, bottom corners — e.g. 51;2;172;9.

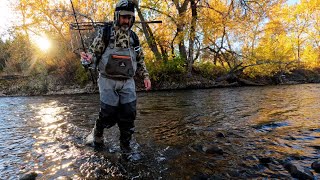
34;36;51;51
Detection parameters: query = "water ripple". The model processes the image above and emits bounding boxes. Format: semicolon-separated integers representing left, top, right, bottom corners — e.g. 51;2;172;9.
0;84;320;179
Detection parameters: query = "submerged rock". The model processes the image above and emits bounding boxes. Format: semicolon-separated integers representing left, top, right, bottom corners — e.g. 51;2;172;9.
202;144;224;155
59;144;70;149
311;161;320;173
19;172;37;180
216;132;226;138
190;144;203;152
258;157;273;164
284;162;314;180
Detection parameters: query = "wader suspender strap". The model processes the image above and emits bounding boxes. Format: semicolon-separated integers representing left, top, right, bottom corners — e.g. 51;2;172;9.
94;24;140;69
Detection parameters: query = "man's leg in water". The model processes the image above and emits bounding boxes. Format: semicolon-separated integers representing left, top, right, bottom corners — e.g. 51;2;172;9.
118;100;136;152
87;102;118;146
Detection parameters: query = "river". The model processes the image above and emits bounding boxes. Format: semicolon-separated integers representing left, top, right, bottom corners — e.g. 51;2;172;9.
1;84;319;179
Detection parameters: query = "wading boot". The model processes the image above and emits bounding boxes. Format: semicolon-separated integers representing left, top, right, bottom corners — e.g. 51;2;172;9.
120;140;132;161
119;129;133;153
120;141;132;153
85;126;104;146
120;140;143;161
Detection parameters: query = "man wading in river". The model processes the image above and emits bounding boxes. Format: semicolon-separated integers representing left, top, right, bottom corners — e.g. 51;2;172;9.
80;0;151;153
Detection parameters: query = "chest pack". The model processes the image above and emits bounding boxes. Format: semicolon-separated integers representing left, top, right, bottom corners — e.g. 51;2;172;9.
98;23;140;79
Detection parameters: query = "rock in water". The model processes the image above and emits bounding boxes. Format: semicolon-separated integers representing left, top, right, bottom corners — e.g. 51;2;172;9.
258;157;273;164
19;172;37;180
202;144;224;155
59;144;70;149
311;161;320;173
284;162;314;180
216;132;226;138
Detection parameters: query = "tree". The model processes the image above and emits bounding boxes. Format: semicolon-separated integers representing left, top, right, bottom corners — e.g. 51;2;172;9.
4;34;33;74
0;39;11;71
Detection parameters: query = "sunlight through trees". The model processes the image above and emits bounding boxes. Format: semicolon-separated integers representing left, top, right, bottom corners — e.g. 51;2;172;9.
0;0;319;84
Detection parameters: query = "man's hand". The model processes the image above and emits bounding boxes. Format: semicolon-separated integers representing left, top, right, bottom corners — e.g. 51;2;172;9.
144;78;151;91
80;52;93;64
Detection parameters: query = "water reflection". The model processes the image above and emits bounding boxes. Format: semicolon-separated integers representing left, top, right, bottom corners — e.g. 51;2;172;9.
35;101;64;124
0;84;320;179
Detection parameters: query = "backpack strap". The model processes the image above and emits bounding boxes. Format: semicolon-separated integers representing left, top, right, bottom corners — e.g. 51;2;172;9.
102;22;113;50
130;30;140;48
94;22;113;69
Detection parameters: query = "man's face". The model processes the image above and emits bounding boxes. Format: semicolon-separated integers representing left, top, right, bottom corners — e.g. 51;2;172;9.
119;15;132;30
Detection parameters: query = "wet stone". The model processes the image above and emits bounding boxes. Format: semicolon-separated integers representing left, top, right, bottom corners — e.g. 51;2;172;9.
267;163;283;172
190;144;203;152
216;132;226;138
311;161;320;173
258;157;273;164
284;162;314;180
19;172;37;180
202;144;224;155
59;144;69;149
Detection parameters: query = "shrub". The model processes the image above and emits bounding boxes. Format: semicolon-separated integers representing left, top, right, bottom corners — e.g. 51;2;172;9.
193;61;227;79
147;56;186;81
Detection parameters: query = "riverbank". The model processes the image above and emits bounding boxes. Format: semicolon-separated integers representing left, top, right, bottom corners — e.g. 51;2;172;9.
1;68;320;96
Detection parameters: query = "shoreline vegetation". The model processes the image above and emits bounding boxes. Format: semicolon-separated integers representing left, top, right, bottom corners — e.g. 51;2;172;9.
1;0;320;99
1;67;320;97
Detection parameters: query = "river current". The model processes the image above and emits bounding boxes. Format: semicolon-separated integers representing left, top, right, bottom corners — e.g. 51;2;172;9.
1;84;319;179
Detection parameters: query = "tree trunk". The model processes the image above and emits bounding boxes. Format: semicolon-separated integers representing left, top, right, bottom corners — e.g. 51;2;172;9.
135;6;162;61
172;0;189;62
178;26;187;60
187;0;197;76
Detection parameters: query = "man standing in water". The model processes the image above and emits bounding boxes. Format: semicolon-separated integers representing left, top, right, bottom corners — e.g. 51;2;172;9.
80;0;151;152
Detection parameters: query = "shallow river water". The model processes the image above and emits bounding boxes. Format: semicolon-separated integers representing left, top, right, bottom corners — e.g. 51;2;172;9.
1;84;320;179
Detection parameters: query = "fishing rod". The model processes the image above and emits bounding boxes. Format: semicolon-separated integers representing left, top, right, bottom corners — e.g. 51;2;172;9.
69;21;163;31
69;0;96;84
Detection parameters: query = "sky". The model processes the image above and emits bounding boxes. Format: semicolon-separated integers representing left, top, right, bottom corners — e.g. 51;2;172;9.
0;0;17;40
287;0;299;5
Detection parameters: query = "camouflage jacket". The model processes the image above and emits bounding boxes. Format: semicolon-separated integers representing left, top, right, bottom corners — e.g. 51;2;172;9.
88;27;150;79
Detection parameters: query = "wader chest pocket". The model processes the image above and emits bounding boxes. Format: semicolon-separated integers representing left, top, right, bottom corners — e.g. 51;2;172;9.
105;54;134;78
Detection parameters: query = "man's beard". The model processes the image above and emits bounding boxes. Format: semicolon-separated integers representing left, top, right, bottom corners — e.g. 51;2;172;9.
120;24;130;31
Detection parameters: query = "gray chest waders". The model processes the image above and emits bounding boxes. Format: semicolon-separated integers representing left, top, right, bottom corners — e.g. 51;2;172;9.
93;29;138;149
97;29;137;107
